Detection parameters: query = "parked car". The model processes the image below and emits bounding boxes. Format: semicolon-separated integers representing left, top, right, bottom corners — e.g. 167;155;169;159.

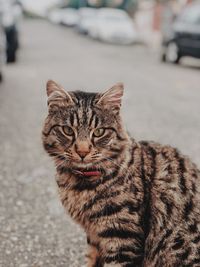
60;8;78;26
161;1;200;64
88;8;138;45
48;7;79;27
0;23;6;82
48;7;63;24
0;0;22;63
18;0;60;18
76;8;97;34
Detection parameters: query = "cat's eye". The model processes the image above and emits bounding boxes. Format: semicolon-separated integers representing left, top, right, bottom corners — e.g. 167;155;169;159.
93;128;105;137
63;126;74;136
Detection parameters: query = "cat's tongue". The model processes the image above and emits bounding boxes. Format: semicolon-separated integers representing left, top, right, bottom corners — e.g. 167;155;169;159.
73;169;101;177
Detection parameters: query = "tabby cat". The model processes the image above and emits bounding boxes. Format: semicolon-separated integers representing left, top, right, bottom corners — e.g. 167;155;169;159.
42;80;200;267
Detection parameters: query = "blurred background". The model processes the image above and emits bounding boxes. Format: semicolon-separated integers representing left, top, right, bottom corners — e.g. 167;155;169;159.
0;0;200;266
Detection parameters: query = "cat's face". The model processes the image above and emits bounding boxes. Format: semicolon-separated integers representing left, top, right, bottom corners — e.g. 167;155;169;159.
42;80;129;172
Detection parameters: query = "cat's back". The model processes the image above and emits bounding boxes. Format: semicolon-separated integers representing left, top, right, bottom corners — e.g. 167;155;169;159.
140;140;200;222
139;141;200;266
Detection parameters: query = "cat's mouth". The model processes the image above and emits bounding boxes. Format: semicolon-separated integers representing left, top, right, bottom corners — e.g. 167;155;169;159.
71;167;102;177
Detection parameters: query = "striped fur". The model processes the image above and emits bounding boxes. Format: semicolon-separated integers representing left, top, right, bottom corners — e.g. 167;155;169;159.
42;81;200;267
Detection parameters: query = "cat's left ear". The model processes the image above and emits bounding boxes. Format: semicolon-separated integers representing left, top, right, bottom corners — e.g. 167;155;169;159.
46;80;74;108
96;83;124;113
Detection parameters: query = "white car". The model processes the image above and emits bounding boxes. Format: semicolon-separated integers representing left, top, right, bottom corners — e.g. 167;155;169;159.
60;8;79;27
19;0;60;18
48;8;63;24
77;7;97;34
48;8;79;27
88;8;138;45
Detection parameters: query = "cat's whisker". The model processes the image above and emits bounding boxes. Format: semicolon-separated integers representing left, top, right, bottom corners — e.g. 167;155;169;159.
55;156;70;169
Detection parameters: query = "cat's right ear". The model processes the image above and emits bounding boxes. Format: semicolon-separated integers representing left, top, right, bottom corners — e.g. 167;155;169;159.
46;80;74;108
96;83;124;113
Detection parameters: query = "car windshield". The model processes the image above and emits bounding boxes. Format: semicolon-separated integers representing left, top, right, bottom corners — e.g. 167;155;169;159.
178;4;200;24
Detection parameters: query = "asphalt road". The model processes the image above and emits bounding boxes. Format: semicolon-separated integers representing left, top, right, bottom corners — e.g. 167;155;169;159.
0;18;200;267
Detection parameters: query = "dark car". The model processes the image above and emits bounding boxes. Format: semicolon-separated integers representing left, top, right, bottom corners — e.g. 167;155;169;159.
0;23;6;82
161;1;200;64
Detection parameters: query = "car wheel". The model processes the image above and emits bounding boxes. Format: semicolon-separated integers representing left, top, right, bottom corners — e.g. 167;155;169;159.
7;50;17;63
6;26;18;63
0;72;3;82
161;51;166;62
165;42;181;64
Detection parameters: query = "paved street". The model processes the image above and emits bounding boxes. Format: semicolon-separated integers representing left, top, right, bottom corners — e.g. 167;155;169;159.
0;18;200;267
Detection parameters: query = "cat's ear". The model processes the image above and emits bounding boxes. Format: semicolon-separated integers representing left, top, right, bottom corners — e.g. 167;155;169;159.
96;83;124;112
46;80;74;108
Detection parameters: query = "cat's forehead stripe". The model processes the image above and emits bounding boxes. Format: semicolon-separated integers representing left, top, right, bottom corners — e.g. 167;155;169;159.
71;92;100;129
70;113;74;126
73;91;97;104
88;110;96;128
73;111;79;127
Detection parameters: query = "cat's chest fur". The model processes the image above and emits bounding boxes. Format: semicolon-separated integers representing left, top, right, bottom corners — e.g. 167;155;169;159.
56;148;148;243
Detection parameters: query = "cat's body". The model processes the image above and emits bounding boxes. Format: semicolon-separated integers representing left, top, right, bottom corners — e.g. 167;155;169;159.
42;81;200;267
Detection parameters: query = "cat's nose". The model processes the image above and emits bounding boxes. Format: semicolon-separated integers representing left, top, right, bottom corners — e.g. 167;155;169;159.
77;150;89;160
75;143;91;160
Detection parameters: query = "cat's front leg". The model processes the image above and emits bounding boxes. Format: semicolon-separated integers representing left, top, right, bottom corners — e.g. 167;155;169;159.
87;237;103;267
99;238;143;267
87;244;121;267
